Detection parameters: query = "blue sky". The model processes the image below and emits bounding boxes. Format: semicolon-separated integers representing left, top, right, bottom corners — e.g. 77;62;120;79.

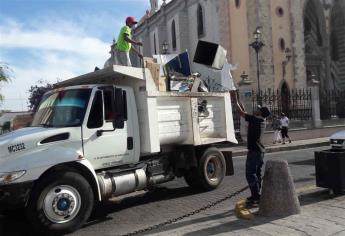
0;0;168;111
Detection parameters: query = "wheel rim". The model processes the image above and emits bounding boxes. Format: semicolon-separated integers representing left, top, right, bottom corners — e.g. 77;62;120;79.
205;155;223;183
42;185;81;224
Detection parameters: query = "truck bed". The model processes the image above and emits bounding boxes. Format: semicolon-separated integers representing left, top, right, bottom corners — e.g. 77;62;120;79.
137;91;237;154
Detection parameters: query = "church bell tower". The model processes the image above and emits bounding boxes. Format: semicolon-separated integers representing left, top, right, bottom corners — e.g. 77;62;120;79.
150;0;158;13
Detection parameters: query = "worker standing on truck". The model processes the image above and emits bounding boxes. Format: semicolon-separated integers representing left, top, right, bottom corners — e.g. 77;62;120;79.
230;90;270;205
115;16;143;67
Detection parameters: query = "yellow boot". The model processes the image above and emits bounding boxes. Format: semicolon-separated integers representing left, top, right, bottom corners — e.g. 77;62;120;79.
235;199;254;220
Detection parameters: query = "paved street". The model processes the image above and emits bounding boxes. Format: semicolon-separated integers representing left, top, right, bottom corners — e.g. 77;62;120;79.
0;146;331;235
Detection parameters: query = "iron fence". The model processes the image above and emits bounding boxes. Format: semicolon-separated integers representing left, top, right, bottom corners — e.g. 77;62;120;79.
320;90;345;120
231;99;241;133
251;89;313;121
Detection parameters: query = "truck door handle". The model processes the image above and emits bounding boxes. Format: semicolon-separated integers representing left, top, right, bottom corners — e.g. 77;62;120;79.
127;137;133;150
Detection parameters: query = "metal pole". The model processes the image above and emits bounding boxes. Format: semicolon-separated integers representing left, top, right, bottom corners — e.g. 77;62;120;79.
249;28;264;106
256;48;261;105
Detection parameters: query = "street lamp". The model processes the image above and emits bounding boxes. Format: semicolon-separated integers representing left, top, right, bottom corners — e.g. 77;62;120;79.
249;27;265;105
239;71;252;86
162;41;169;54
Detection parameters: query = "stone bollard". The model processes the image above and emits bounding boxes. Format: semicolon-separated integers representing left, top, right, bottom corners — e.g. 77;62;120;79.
259;160;301;217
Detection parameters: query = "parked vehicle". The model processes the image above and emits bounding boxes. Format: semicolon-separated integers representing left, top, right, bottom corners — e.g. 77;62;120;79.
0;66;237;234
330;130;345;150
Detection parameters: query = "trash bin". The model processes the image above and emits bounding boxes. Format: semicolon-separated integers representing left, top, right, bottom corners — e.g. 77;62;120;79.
315;149;345;193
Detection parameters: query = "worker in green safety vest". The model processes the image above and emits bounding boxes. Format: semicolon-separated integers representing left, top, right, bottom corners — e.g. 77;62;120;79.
115;16;143;67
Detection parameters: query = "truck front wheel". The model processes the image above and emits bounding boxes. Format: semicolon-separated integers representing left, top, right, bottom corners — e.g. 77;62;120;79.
27;171;94;234
198;148;226;191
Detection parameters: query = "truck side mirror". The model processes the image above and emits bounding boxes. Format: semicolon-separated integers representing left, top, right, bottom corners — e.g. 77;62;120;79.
113;88;127;129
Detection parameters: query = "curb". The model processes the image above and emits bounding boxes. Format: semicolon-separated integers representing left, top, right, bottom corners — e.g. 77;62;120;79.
232;141;330;157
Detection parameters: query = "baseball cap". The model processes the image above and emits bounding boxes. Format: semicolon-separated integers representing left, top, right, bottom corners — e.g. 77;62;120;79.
257;105;271;118
126;16;138;25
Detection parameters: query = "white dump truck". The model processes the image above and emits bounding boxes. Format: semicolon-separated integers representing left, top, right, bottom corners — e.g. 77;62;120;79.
0;65;237;234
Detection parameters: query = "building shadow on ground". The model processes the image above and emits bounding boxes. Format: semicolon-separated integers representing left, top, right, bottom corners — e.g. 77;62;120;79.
145;209;282;236
146;188;345;236
0;185;202;236
299;188;339;206
83;186;203;229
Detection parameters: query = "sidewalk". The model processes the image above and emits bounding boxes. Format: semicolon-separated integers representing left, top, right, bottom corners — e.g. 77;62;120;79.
231;137;330;157
148;186;345;236
146;137;339;236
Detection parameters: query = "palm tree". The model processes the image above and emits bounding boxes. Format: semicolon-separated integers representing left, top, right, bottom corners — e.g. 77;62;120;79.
0;63;11;101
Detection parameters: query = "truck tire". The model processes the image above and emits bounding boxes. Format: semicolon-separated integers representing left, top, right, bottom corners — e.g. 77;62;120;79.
26;171;94;234
198;147;226;191
184;167;202;189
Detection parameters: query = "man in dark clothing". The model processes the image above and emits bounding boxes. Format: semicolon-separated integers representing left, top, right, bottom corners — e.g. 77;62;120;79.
230;90;270;205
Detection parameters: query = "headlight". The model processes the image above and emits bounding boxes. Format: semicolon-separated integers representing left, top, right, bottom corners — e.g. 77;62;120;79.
331;139;344;145
0;170;26;184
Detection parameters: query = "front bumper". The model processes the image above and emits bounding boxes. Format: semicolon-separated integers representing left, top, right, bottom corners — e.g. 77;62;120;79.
0;181;33;211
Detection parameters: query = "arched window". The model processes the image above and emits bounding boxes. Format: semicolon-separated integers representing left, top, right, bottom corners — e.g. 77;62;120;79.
330;31;339;61
276;7;284;17
304;17;312;36
235;0;241;8
197;4;204;38
316;22;323;46
279;38;286;51
153;33;157;55
171;20;177;50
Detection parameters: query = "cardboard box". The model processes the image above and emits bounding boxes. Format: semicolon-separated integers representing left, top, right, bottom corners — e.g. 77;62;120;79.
158;76;167;92
143;57;156;67
146;61;167;91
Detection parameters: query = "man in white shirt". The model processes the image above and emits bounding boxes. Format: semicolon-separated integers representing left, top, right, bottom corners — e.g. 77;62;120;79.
280;113;292;144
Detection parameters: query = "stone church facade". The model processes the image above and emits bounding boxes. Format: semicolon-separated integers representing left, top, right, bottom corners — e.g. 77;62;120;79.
133;0;345;94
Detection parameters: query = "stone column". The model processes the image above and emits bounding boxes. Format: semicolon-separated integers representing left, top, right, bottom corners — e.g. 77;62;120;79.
311;85;322;128
290;0;307;88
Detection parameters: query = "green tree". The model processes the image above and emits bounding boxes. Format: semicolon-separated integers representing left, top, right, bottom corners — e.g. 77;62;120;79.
0;63;11;102
2;121;11;133
28;80;54;112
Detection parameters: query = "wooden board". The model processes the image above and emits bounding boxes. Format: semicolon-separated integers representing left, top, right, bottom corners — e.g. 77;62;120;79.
146;61;167;92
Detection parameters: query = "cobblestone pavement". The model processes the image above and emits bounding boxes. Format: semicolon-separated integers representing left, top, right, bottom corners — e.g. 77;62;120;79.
147;188;345;236
0;146;330;236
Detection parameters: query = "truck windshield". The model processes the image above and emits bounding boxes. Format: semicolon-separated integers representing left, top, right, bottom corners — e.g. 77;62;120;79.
31;89;91;128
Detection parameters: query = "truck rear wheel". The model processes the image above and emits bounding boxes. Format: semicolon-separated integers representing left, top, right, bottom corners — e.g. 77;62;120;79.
27;171;94;234
198;147;226;191
184;167;202;188
184;147;226;191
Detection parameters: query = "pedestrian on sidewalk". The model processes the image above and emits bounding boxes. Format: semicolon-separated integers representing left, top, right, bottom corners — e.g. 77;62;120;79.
230;90;271;205
115;16;143;67
280;112;292;144
271;115;282;144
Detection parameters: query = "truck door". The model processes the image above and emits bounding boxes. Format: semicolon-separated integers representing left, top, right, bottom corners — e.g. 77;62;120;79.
82;88;134;170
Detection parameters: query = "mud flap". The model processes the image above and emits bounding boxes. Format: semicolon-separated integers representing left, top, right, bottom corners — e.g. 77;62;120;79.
222;151;234;176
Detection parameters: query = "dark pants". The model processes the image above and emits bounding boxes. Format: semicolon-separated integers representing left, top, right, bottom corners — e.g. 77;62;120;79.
246;150;264;199
281;127;290;139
